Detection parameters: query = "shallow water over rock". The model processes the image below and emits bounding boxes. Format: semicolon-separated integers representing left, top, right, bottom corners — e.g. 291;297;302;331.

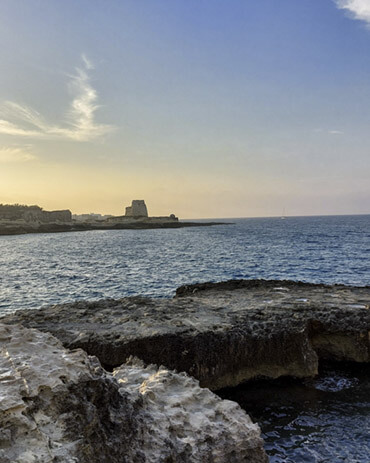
219;364;370;462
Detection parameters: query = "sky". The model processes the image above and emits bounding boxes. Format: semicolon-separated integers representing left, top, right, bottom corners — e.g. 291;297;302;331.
0;0;369;218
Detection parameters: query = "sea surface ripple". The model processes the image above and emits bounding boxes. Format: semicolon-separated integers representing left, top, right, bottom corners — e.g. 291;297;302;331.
0;215;369;313
1;214;370;462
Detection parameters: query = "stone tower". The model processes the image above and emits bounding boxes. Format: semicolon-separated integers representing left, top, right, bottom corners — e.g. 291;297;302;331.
125;200;148;217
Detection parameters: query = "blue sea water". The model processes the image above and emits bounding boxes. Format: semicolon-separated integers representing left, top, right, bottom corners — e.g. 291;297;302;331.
220;363;370;463
0;214;369;313
1;214;369;462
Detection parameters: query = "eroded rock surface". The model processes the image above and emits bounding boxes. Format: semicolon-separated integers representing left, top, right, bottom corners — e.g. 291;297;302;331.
0;323;267;463
114;359;266;462
0;323;138;463
2;280;370;390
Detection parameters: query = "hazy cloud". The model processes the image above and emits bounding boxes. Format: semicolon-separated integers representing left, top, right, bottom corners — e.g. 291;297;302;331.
0;56;114;142
335;0;370;25
0;146;37;163
313;128;344;135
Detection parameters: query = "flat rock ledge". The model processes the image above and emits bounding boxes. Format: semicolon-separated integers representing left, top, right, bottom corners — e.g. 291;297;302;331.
2;280;370;391
0;323;267;463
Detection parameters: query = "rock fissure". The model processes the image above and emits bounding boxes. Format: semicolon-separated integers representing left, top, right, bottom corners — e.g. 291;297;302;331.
0;324;267;462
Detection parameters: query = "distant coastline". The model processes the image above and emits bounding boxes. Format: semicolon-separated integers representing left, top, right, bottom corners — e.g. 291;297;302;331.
0;201;231;236
0;220;230;236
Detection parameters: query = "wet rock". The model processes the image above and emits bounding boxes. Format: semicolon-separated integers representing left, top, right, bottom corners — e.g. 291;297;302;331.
2;280;369;390
0;323;267;463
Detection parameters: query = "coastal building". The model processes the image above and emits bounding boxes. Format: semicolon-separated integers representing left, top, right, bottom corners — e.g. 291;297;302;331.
106;200;178;224
73;213;113;222
0;204;72;223
125;200;148;217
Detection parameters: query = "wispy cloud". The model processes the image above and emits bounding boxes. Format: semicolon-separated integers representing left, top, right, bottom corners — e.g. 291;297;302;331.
335;0;370;25
313;128;344;135
0;146;37;163
81;53;94;70
0;55;114;142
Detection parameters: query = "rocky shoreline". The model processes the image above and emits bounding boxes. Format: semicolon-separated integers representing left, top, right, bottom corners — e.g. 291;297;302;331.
0;323;266;462
3;279;369;389
0;220;229;236
1;279;369;462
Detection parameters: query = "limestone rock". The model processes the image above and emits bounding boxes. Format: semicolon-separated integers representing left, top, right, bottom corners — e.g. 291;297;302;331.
3;280;369;390
114;359;267;462
0;323;267;463
0;323;138;463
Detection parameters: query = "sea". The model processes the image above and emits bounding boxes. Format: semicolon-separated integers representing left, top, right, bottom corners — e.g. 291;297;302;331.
1;214;369;462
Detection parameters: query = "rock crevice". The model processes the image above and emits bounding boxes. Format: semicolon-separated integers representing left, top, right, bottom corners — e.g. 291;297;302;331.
0;323;267;463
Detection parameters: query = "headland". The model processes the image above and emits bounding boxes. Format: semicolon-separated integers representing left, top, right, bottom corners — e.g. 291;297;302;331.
0;200;228;236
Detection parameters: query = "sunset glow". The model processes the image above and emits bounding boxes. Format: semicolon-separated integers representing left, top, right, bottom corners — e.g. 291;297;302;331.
1;1;369;218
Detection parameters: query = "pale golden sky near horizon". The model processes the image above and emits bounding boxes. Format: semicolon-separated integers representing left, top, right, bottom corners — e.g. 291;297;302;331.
1;1;369;218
